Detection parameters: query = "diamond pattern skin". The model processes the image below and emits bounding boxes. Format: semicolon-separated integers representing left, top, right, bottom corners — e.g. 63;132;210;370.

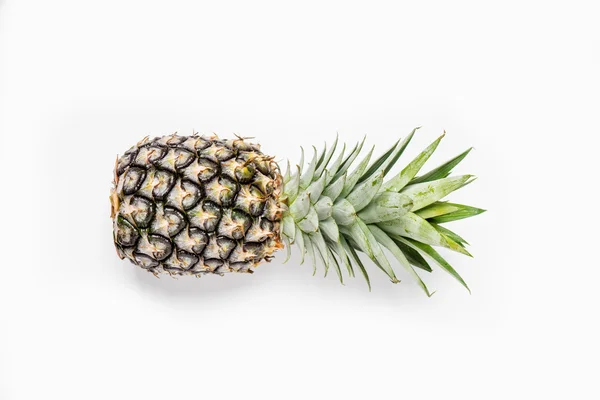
111;134;284;276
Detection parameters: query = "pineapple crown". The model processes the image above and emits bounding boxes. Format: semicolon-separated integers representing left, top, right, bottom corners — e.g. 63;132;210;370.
280;128;485;295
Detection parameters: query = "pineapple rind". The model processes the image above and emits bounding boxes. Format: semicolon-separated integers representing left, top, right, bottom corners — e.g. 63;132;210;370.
111;133;284;276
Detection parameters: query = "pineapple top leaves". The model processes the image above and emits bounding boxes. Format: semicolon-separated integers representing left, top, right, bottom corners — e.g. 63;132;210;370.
281;128;484;295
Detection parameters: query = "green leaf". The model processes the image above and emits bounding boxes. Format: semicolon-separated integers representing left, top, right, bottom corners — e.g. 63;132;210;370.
427;203;486;224
357;139;400;184
415;201;461;220
310;230;330;272
378;212;470;256
282;215;296;241
322;172;346;201
358;127;419;184
432;223;469;246
331;198;357;226
335;136;366;181
295;225;306;264
282;235;291;263
397;237;471;293
298;147;305;175
410;147;473;184
320;217;340;242
339;145;375;199
357;192;413;224
299;147;318;189
342;236;371;291
328;247;344;284
368;225;433;296
441;233;472;257
377;212;447;248
346;171;384;212
325;143;346;184
315;134;338;179
330;239;354;278
383;127;418;177
315;142;327;172
284;166;301;203
400;175;472;211
393;238;432;272
345;220;398;282
306;170;328;203
303;232;317;275
289;190;310;221
283;160;291;184
314;196;333;220
297;206;319;233
381;134;444;192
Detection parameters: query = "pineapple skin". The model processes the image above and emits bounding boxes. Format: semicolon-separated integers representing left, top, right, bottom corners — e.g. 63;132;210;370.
111;134;284;276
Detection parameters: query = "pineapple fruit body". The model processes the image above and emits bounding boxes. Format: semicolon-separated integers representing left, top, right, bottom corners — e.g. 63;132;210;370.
111;135;284;276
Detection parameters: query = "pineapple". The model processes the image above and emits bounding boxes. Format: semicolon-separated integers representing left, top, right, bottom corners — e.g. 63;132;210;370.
111;129;484;294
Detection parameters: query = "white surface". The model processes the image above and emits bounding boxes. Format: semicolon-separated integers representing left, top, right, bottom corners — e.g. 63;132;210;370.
1;1;598;399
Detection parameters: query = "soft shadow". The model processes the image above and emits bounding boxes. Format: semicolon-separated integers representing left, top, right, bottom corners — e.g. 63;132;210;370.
128;262;271;300
124;250;432;307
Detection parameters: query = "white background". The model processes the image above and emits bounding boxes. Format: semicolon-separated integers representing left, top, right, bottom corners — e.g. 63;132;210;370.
1;1;598;399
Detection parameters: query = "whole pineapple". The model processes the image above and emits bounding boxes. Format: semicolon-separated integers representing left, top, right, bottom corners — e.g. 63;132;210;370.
111;129;484;294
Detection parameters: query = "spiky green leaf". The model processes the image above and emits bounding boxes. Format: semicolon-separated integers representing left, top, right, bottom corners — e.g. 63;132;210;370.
314;135;338;179
396;236;471;293
325;143;346;184
427;203;486;224
415;201;461;220
358;139;400;184
295;225;306;264
297;206;319;233
285;166;301;203
343;220;398;282
381;134;444;192
289;190;310;221
322;172;346;201
334;136;366;180
346;171;384;212
331;198;357;226
303;232;317;275
320;217;340;242
339;146;374;198
432;223;469;246
368;225;433;296
410;147;473;185
357;192;413;224
441;233;472;257
282;235;291;263
298;147;305;174
306;170;328;203
378;212;447;248
400;175;472;211
382;127;418;177
328;248;344;284
299;147;318;189
282;215;295;241
331;239;354;278
342;236;371;291
283;160;291;184
310;230;330;272
315;142;327;172
314;196;333;220
393;238;432;272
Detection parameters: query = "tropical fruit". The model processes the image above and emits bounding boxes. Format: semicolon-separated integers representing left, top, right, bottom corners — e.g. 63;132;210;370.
111;129;484;294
